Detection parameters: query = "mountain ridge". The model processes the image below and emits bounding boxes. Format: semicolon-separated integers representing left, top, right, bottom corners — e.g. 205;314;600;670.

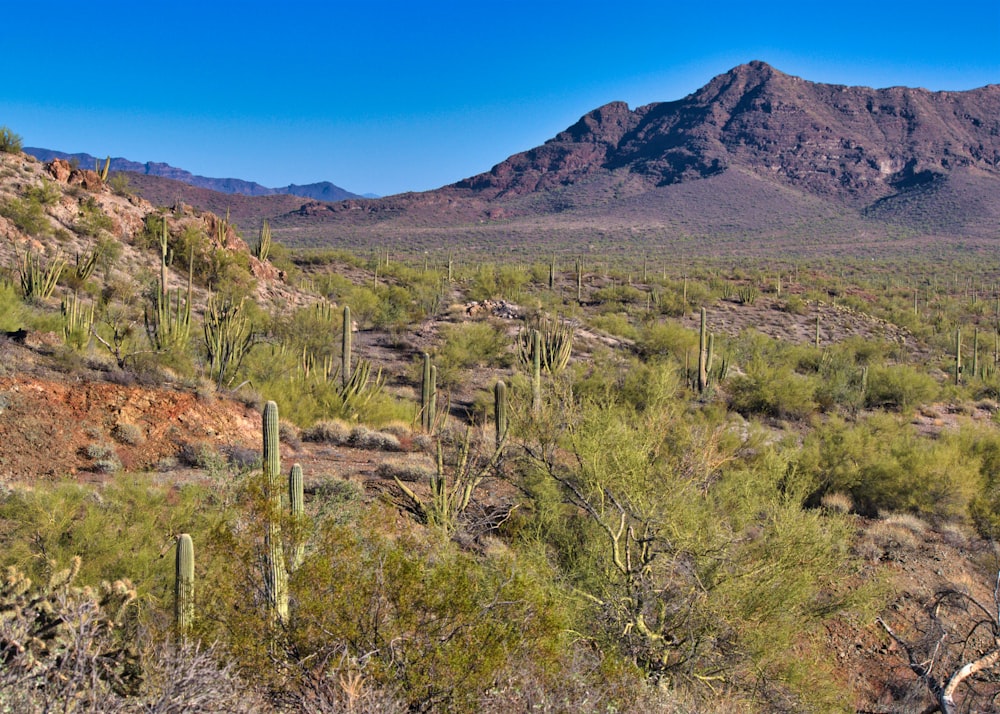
21;147;376;201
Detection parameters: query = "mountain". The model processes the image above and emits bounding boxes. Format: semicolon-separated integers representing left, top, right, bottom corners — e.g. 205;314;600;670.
455;61;1000;203
21;148;371;201
274;60;999;251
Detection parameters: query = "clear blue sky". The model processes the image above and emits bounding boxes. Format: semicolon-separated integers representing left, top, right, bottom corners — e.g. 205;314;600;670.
3;1;998;196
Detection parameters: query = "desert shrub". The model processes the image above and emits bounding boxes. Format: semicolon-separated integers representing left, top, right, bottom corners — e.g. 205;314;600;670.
780;294;808;314
728;359;817;419
111;422;144;445
303;419;351;444
0;281;27;330
0;126;22;153
588;312;638;340
375;455;436;482
509;381;870;709
637;320;697;363
864;363;938;411
349;426;402;451
797;415;982;519
76;197;115;237
279;419;302;447
0;195;51;236
433;320;510;386
591;283;645;306
283;516;570;711
25;178;61;206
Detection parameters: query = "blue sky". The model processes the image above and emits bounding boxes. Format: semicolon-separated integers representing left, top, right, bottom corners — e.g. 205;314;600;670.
3;1;998;196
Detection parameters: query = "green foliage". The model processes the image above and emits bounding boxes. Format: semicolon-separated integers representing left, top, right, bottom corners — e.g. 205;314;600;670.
433;320;509;386
863;363;938;411
512;370;869;708
76;197;115;237
1;195;51;236
0;126;22;153
0;280;27;330
286;516;569;711
728;357;817;419
25;178;61;206
797;414;983;518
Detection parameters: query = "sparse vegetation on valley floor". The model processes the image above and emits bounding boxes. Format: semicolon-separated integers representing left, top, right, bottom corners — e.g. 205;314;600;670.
4;139;1000;712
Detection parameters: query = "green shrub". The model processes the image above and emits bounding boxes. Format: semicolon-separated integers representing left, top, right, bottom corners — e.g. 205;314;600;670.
433;321;510;385
864;364;937;411
728;359;817;419
0;126;22;153
0;195;51;236
797;415;981;519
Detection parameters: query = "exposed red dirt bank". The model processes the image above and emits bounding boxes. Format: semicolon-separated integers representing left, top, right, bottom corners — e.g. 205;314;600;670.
0;377;259;481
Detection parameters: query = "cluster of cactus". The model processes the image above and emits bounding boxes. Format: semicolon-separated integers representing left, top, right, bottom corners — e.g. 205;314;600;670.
737;284;759;306
516;316;573;375
204;295;255;389
16;246;65;301
96;156;110;182
74;244;103;282
252;220;272;262
0;557;138;685
172;405;308;633
393;424;505;533
61;292;95;350
146;257;193;354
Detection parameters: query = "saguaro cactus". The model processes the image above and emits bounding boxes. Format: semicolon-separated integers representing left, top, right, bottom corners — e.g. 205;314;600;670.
421;353;436;432
262;401;289;625
494;380;508;447
697;308;709;393
531;329;542;415
955;328;963;386
175;533;194;634
288;463;305;573
341;305;352;389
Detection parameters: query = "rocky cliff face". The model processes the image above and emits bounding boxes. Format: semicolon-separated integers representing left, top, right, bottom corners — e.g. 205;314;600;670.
454;61;1000;206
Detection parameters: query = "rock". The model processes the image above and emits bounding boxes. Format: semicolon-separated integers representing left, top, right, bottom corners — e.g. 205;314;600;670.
46;159;72;182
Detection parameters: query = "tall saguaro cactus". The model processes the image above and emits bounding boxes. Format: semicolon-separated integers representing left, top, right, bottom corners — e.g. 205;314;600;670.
421;353;436;432
175;533;194;634
956;328;963;386
288;463;305;573
531;329;542;415
341;305;352;389
494;380;508;447
262;401;289;625
697;308;709;393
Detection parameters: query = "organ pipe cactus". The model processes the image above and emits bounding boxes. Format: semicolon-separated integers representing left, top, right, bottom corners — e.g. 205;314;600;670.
175;533;194;634
517;316;573;375
262;401;289;625
252;220;272;261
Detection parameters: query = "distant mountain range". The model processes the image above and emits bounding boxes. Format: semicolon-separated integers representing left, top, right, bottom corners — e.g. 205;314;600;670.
256;61;1000;252
22;148;376;201
24;62;1000;256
